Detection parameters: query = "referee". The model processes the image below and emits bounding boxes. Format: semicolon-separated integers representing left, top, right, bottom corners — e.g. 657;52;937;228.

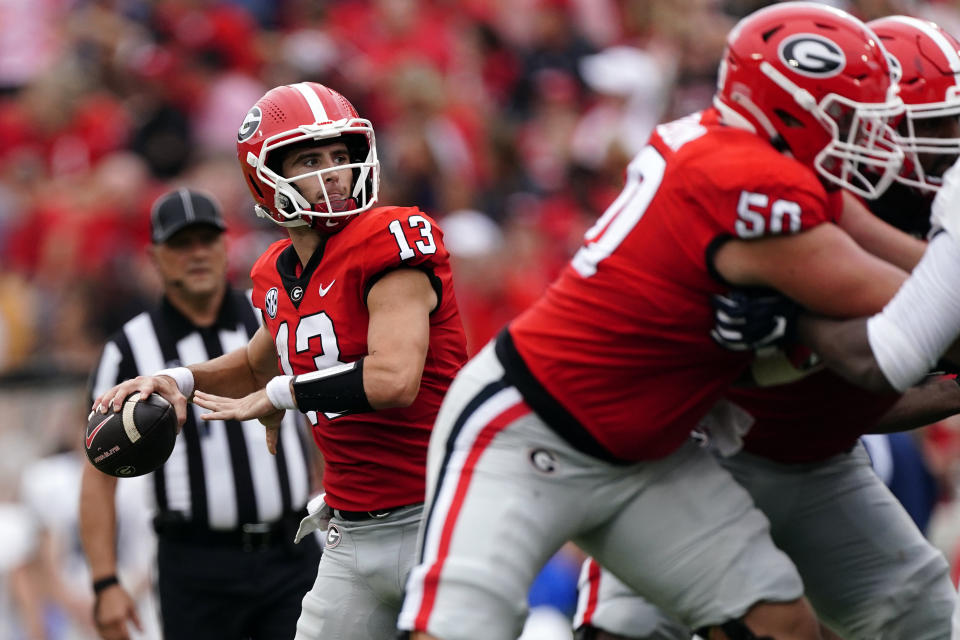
79;189;321;640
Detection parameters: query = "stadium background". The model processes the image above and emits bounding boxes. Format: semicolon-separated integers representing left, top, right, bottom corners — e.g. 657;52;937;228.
2;0;960;638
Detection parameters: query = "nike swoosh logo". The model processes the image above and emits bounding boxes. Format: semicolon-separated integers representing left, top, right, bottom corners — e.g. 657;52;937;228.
86;416;111;449
319;280;335;297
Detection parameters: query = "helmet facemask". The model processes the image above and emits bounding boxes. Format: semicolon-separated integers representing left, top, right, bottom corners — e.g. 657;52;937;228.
247;120;380;228
761;61;905;199
867;15;960;194
894;93;960;192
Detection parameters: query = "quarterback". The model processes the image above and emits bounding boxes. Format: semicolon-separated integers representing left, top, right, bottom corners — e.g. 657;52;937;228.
93;82;467;640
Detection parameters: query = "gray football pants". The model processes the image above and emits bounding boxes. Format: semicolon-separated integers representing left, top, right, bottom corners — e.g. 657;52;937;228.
294;503;422;640
575;444;958;640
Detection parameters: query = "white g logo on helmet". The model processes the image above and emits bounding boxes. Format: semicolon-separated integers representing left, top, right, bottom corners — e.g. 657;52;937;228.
238;106;263;142
779;34;846;78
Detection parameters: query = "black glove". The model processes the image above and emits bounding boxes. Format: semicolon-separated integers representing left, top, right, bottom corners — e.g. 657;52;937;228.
710;289;798;352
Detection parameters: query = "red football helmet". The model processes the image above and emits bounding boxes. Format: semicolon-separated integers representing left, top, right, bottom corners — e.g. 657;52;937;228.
714;2;903;199
869;16;960;193
237;82;379;232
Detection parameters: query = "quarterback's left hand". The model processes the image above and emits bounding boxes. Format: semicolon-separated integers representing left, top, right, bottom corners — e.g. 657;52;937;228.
193;389;285;454
710;289;798;352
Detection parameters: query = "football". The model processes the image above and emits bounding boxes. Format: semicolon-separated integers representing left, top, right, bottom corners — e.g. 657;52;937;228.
84;392;178;477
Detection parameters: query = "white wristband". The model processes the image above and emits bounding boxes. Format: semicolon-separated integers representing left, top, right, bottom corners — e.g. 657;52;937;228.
266;375;296;410
154;367;194;399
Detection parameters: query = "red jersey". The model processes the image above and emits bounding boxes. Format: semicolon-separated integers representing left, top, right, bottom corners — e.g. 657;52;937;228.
507;109;843;461
729;371;900;463
251;206;467;511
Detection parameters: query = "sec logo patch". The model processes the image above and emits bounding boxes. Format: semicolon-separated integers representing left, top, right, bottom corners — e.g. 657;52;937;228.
265;287;278;318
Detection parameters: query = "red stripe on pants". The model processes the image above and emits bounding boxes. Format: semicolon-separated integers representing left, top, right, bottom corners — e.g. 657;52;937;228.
581;558;602;627
414;400;531;631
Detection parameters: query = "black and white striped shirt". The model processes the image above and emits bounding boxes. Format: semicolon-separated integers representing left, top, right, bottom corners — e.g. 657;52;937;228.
89;288;313;530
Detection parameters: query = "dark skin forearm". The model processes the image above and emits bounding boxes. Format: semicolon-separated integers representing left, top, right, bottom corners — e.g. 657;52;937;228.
873;376;960;433
796;314;894;392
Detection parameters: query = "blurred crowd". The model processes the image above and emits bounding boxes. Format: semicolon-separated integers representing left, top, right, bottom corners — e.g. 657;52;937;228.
0;0;795;375
5;0;960;638
3;0;957;373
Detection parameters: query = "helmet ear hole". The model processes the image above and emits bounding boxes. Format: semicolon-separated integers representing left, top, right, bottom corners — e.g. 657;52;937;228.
246;173;264;199
761;25;783;42
275;191;296;213
774;109;804;128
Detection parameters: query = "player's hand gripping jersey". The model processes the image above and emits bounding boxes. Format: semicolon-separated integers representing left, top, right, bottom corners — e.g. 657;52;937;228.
507;109;843;461
251;206;467;511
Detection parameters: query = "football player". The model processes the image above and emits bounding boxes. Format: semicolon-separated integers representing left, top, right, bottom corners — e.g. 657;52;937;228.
572;15;960;640
790;53;960;393
397;4;933;640
92;82;468;640
713;8;960;389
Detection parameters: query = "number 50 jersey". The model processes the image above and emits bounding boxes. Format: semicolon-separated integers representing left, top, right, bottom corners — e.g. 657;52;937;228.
507;109;843;463
251;206;467;511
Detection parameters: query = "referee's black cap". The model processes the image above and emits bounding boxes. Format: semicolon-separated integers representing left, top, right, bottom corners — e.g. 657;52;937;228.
151;188;226;244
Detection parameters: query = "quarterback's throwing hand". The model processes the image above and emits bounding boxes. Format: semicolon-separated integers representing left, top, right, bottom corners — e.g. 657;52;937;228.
193;389;283;454
710;290;797;352
91;375;189;428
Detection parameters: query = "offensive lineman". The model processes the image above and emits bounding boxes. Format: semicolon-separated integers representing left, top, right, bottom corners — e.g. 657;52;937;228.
573;15;960;640
93;82;467;640
398;4;921;640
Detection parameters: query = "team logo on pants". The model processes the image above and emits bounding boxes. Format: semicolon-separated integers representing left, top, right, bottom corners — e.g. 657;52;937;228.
326;524;342;549
529;448;557;474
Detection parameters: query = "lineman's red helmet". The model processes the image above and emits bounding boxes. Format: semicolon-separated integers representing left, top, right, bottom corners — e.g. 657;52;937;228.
715;2;903;198
870;16;960;192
